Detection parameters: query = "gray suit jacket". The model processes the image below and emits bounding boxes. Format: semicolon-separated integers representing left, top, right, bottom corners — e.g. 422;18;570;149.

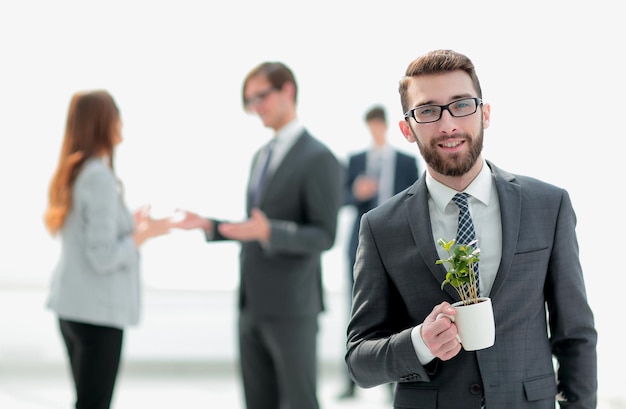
47;158;140;328
208;130;344;317
346;161;597;408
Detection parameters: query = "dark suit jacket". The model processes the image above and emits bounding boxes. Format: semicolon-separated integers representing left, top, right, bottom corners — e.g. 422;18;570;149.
208;130;344;318
345;161;597;408
344;149;419;272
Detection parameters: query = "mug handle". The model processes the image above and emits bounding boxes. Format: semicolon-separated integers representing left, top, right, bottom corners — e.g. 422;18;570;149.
436;313;462;343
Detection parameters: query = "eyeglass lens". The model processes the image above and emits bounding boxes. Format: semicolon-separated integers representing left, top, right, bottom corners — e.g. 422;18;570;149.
244;88;276;108
410;98;480;123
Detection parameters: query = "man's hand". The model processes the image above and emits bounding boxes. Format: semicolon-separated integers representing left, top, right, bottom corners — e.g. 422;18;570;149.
218;208;270;243
352;175;378;201
420;302;461;361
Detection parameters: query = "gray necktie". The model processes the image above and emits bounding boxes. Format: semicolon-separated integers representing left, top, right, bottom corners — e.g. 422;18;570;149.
252;140;275;207
451;193;480;294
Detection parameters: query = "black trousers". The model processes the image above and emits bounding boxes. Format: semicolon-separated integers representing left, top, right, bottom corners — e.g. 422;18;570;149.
59;319;124;409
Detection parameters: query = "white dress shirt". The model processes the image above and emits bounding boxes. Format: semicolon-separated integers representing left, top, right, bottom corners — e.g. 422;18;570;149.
266;119;303;174
367;144;396;205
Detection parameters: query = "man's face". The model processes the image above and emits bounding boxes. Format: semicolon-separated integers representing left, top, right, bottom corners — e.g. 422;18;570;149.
399;70;490;177
244;75;291;131
367;119;387;146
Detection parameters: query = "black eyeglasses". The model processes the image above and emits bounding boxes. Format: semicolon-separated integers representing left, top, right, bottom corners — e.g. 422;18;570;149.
404;97;483;124
244;87;277;109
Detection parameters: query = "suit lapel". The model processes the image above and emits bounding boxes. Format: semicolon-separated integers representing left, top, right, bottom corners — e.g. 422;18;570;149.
488;162;521;300
354;152;367;175
404;179;459;300
253;131;308;208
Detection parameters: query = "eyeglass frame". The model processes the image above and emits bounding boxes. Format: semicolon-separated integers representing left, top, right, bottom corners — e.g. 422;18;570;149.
403;97;483;124
244;87;278;109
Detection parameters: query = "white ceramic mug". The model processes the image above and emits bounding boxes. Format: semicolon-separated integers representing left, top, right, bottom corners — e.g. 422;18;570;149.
438;297;495;351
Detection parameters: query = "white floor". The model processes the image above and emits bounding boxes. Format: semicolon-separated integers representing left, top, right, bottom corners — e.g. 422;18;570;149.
0;360;394;409
3;360;626;409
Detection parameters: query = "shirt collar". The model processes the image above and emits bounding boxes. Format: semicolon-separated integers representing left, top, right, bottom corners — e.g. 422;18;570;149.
372;143;393;157
426;159;492;213
274;118;303;146
370;143;390;152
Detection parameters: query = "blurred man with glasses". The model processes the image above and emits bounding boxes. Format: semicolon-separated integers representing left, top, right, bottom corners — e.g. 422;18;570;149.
345;49;597;408
176;62;344;409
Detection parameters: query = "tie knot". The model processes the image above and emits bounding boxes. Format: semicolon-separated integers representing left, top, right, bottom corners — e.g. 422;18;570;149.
452;192;470;210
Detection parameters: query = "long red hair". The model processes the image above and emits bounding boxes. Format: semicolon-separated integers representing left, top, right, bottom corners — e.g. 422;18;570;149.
44;90;120;235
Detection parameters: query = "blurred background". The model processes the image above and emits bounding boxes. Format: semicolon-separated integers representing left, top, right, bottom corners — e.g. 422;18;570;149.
0;0;623;407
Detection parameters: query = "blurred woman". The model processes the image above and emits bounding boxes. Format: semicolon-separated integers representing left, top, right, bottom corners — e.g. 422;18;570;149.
44;90;171;409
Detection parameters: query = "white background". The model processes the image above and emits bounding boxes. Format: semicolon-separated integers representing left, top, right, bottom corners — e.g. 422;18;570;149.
0;0;623;403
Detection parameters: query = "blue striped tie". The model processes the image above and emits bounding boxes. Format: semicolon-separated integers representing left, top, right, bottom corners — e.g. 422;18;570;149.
452;193;480;294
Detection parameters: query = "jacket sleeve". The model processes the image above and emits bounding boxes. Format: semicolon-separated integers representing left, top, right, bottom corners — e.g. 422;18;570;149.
269;148;344;254
345;212;431;387
546;190;597;407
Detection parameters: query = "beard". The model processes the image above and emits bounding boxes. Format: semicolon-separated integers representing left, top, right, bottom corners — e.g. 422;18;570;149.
415;127;483;177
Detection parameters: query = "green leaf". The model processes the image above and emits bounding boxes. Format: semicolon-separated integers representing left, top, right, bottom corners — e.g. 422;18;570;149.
435;237;481;305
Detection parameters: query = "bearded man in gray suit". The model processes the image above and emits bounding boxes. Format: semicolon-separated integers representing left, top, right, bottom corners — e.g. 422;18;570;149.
178;62;343;409
345;49;597;408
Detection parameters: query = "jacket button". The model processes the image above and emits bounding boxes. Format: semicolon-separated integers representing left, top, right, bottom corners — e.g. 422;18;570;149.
470;384;482;395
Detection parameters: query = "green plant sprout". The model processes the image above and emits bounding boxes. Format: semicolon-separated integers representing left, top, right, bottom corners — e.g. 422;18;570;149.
436;238;481;305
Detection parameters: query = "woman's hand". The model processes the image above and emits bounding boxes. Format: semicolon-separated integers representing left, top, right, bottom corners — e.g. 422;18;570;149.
169;209;212;231
133;205;174;247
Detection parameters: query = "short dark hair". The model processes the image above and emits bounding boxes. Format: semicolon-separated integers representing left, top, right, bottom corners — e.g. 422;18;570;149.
398;49;482;115
365;105;386;123
242;61;298;108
